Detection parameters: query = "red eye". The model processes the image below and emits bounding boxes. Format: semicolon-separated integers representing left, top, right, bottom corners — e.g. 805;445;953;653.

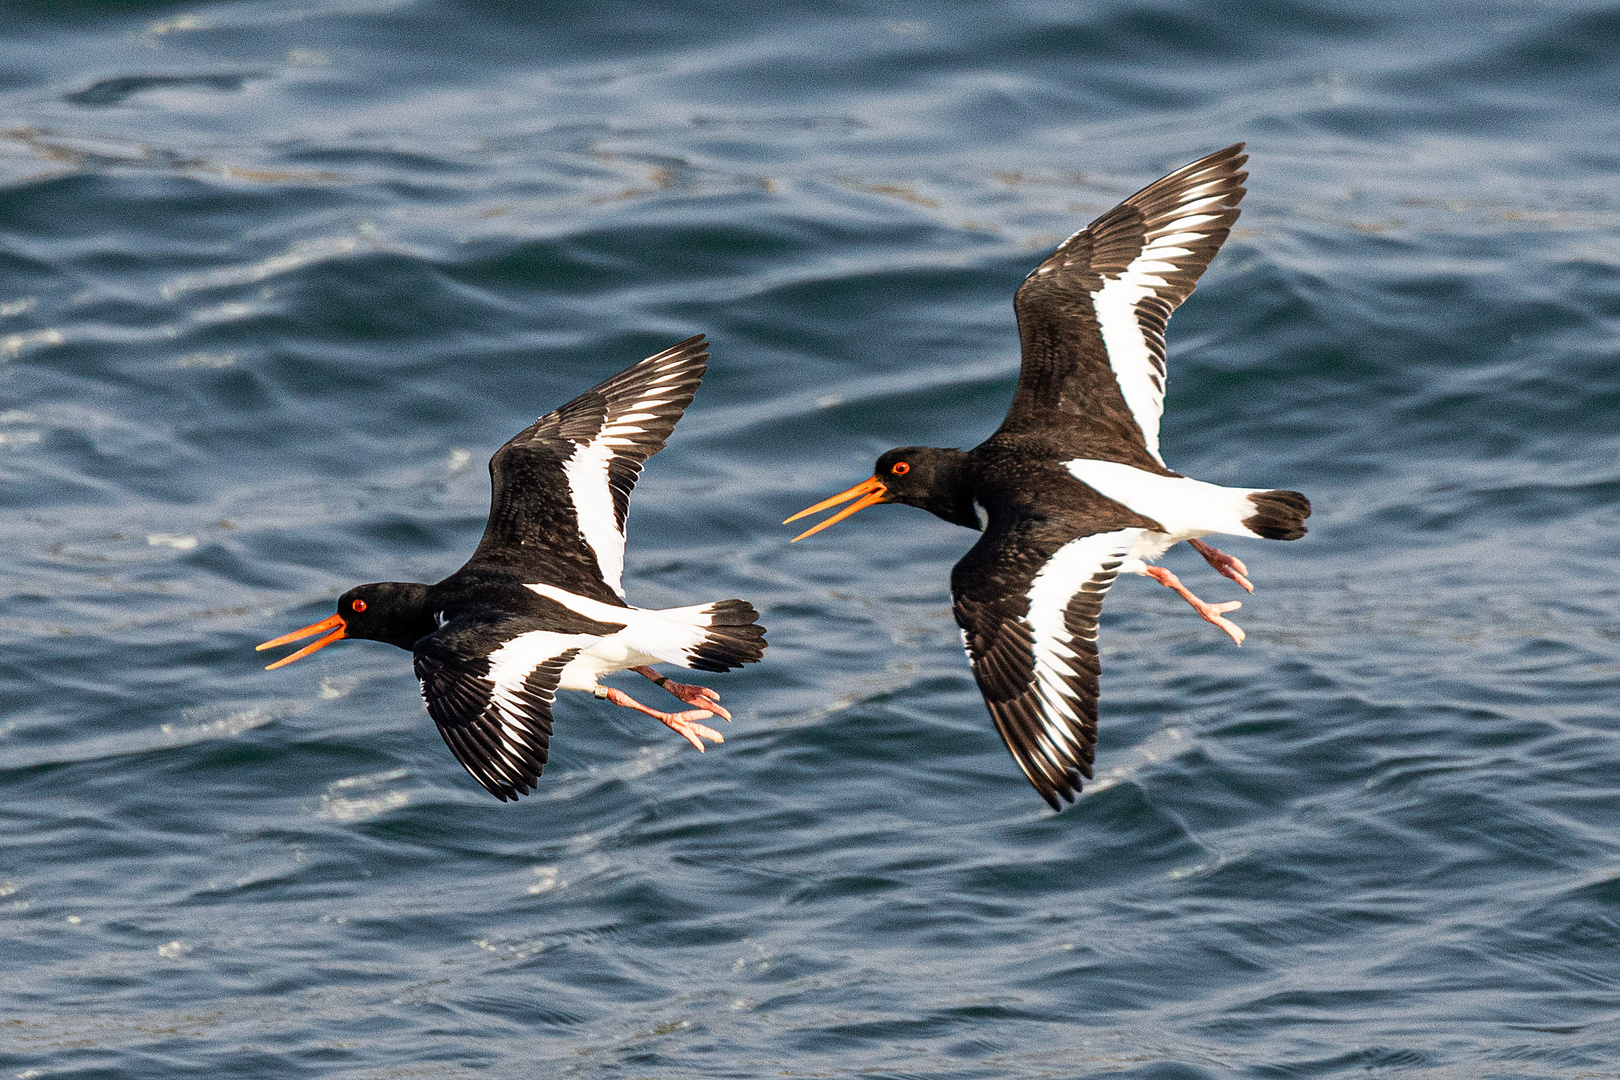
892;462;910;475
351;599;367;613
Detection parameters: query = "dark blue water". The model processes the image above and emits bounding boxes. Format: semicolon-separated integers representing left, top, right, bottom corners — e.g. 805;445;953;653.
3;2;1619;1076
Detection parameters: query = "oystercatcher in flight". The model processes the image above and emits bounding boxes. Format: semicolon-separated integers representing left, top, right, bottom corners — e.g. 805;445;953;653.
260;336;766;801
786;144;1309;810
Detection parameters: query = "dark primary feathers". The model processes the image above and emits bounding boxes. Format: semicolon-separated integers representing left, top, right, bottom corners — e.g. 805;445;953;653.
787;145;1296;812
404;586;628;801
950;494;1148;809
464;334;709;601
1005;143;1247;463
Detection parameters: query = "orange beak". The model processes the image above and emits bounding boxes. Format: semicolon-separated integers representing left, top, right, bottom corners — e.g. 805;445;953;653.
256;612;347;670
784;476;889;541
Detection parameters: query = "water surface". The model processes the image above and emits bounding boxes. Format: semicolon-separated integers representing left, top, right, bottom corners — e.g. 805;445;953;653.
3;2;1620;1077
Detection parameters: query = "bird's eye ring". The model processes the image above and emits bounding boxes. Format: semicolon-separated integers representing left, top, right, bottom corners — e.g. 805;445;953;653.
892;462;911;475
351;599;367;613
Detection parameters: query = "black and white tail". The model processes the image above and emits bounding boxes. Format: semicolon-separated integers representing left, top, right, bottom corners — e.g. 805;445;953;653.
651;599;768;673
1243;490;1311;541
687;599;768;672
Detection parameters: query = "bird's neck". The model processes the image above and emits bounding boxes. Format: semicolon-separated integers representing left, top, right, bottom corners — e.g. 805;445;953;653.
914;449;983;531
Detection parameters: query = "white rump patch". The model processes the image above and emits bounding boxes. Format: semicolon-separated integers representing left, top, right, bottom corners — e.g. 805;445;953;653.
524;583;635;624
524;582;722;676
1066;459;1265;540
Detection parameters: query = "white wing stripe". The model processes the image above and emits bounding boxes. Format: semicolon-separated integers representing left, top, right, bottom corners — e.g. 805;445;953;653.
482;629;594;773
1153;215;1214;237
1022;529;1139;742
1157;209;1223;229
536;343;705;598
1091;275;1167;463
559;383;695;598
562;438;628;595
1088;195;1228;465
1130;259;1184;276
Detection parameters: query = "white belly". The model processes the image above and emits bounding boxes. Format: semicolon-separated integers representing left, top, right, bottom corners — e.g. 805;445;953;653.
556;633;661;692
1118;529;1179;574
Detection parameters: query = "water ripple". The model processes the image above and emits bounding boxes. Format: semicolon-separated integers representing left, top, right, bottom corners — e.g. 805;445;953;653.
2;1;1620;1077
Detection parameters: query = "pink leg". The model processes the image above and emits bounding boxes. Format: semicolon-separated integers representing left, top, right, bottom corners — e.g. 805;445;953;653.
1142;565;1246;646
1187;538;1253;593
597;686;724;751
632;665;731;722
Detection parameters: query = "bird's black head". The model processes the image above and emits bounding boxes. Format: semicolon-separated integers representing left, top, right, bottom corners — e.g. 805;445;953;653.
335;582;434;647
873;447;976;515
258;581;433;669
786;445;980;539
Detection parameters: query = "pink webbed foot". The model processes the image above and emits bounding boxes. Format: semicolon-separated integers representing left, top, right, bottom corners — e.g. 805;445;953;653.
632;665;731;722
1187;538;1253;593
660;713;726;752
1142;564;1246;646
597;686;724;751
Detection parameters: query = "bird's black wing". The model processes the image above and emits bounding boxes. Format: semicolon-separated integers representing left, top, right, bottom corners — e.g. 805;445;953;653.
461;336;708;602
414;617;597;802
951;520;1146;810
1004;145;1247;465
